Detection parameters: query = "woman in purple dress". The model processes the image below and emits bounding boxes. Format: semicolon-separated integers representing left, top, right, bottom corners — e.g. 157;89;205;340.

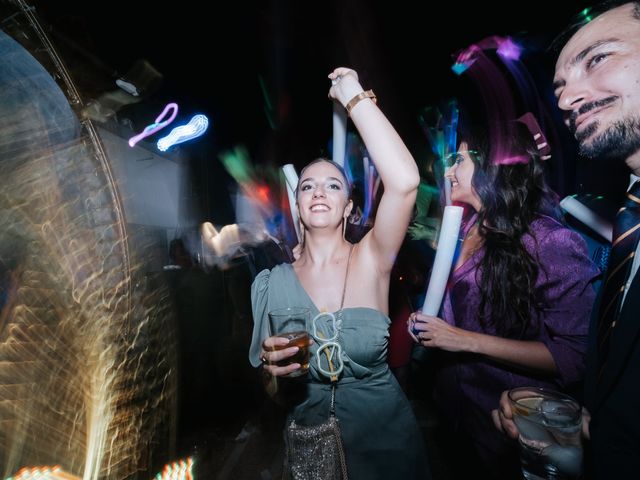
410;117;599;479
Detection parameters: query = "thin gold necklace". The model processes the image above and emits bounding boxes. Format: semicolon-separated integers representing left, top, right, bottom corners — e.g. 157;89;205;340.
465;223;479;241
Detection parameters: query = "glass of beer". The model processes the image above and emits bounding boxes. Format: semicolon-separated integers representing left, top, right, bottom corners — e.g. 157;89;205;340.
268;307;311;377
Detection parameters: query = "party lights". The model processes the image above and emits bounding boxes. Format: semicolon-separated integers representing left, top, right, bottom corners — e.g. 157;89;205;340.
154;457;194;480
496;37;522;61
419;102;458;206
451;62;471;76
157;114;209;152
580;7;593;23
128;103;178;147
9;466;80;480
451;35;522;74
128;105;210;152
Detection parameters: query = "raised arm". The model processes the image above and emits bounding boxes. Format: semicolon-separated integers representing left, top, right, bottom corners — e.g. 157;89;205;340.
328;68;419;273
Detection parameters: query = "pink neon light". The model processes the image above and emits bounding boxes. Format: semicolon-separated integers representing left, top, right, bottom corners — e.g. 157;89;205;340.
128;102;179;147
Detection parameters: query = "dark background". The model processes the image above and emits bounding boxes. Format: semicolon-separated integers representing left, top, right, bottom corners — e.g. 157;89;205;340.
32;0;629;225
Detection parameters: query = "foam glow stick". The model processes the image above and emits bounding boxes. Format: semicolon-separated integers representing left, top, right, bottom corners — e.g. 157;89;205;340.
362;157;371;225
363;156;370;186
157;114;209;152
128;102;178;147
373;175;381;200
444;178;452;207
363;163;376;225
421;205;464;315
332;104;347;166
560;196;613;242
282;164;301;243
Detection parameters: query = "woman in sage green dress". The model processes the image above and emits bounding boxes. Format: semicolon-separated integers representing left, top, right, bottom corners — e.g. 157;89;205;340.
250;67;430;479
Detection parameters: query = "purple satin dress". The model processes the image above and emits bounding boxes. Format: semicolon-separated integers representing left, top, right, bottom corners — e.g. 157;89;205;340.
434;214;599;474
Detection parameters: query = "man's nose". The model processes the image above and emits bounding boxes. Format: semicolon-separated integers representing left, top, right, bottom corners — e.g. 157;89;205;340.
557;80;590;113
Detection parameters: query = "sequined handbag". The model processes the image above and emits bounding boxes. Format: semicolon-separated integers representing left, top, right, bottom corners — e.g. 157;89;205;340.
284;383;348;480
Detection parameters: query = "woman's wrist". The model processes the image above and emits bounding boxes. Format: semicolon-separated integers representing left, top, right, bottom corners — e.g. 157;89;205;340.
332;75;365;108
346;90;377;115
465;331;482;354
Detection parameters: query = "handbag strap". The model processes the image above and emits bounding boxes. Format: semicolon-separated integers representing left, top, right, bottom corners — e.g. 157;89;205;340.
325;244;354;413
338;244;354;313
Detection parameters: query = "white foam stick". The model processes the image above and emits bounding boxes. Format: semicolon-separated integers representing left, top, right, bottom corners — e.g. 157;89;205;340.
444;177;452;206
362;157;371;224
560;196;613;242
282;164;298;192
422;205;464;315
363;157;370;191
282;164;301;243
286;184;301;243
367;164;375;214
332;104;347;166
373;174;381;200
368;165;375;196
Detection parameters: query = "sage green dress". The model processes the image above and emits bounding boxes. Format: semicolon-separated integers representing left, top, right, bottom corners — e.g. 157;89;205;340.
250;263;431;479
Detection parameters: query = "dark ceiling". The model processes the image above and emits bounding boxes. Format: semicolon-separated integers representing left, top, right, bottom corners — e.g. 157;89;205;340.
30;0;625;222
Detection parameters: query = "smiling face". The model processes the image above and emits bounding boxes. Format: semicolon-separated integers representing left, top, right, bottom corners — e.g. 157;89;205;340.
445;142;482;211
296;160;352;231
554;3;640;160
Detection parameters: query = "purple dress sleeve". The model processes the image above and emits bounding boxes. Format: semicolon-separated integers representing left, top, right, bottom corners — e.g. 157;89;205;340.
532;225;599;387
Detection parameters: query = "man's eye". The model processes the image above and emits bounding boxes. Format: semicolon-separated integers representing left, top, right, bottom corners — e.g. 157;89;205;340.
587;52;610;69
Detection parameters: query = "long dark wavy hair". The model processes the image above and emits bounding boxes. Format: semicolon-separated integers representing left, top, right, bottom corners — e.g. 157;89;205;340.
463;122;561;338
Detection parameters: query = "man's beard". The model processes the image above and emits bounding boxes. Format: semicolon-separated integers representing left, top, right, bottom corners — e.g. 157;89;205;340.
577;115;640;160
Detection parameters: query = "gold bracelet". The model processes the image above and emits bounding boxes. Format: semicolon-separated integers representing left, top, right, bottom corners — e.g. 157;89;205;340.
345;89;377;115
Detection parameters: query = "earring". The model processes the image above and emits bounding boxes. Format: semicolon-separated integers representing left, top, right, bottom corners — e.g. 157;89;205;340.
342;216;347;242
299;219;305;246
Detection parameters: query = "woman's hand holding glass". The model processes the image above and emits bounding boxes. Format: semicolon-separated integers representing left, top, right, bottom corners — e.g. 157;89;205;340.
261;310;344;378
264;306;313;377
261;335;312;377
